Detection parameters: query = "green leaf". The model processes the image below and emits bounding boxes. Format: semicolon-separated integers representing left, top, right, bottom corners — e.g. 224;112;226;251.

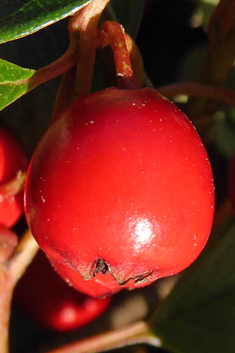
0;0;92;45
151;219;235;353
0;59;35;110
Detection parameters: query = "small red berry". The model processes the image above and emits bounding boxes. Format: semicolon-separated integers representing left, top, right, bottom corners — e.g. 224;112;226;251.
0;127;28;228
14;250;111;331
24;87;214;298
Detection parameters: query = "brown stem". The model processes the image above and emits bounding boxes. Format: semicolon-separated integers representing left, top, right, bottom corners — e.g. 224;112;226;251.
45;321;160;353
124;33;144;87
158;81;235;141
98;21;139;89
50;66;78;122
51;0;112;119
0;229;38;353
0;267;13;353
7;228;39;285
72;0;112;99
158;81;235;108
27;1;111;101
28;23;80;92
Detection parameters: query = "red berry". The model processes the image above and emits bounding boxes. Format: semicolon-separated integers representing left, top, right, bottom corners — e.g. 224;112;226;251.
24;87;214;298
14;250;111;331
0;127;28;228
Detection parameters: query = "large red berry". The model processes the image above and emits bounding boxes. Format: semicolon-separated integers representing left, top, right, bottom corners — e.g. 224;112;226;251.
24;87;214;298
0;126;28;228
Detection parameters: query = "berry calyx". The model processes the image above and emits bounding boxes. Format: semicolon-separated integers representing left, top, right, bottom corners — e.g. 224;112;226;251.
24;87;214;298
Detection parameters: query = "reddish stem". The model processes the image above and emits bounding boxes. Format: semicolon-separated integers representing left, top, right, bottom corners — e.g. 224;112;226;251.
45;321;159;353
28;25;80;90
98;21;139;89
71;0;112;99
157;81;235;107
29;0;112;105
0;268;13;353
8;228;39;285
0;229;39;353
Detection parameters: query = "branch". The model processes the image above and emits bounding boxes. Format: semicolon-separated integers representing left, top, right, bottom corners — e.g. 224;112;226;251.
45;321;160;353
51;0;112;119
158;81;235;108
72;0;112;99
7;228;39;286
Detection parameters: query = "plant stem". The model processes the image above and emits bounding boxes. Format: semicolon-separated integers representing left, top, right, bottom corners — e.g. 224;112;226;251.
98;21;139;89
158;81;235;145
28;26;80;91
51;0;111;119
72;0;112;99
7;228;39;285
45;321;160;353
0;229;39;353
50;66;78;122
0;267;13;353
157;81;235;107
124;33;144;87
28;0;111;99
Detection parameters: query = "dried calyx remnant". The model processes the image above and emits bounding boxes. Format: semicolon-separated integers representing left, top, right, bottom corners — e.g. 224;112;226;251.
94;258;110;275
93;258;154;286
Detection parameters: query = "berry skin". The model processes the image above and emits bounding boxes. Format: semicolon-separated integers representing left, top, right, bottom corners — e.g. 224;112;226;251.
0;127;28;228
24;87;214;298
14;250;111;331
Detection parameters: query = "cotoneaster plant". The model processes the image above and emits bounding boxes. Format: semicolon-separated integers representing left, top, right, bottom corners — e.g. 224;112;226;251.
0;126;28;228
24;86;215;298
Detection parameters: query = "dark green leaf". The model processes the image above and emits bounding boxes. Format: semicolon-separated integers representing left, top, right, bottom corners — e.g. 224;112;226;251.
0;59;35;110
151;219;235;353
0;0;92;45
